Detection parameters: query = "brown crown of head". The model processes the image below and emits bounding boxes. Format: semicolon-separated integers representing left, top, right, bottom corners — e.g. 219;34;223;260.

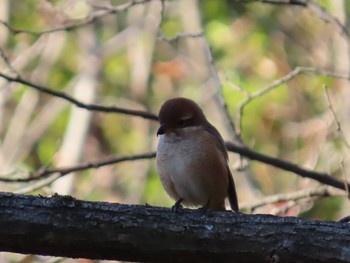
157;97;207;135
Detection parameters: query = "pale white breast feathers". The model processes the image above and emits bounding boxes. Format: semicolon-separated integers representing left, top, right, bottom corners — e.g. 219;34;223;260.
156;126;226;205
157;127;201;186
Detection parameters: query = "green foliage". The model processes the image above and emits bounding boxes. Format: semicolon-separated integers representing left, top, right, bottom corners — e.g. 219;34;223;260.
10;0;42;30
142;167;173;206
103;52;131;92
37;108;69;165
300;197;344;221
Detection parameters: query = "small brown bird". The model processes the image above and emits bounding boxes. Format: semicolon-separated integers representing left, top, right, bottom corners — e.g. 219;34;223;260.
156;97;239;211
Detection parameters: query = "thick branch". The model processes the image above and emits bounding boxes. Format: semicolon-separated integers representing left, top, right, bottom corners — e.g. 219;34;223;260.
0;192;349;263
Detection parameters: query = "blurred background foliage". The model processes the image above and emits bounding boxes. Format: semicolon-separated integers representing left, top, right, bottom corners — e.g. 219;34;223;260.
0;0;350;261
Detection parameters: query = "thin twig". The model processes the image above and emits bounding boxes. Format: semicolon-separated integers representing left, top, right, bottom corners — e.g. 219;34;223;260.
324;85;350;149
201;36;242;143
230;0;350;49
240;186;340;211
158;12;268;143
159;0;166;27
15;174;61;194
237;67;350;134
0;47;19;77
228;0;307;6
306;0;350;44
158;32;204;44
0;0;154;36
324;85;342;132
1;0;347;47
0;73;158;120
0;152;156;183
340;159;350;200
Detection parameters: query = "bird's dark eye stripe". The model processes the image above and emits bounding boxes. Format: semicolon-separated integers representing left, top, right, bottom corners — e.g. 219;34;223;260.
177;118;192;126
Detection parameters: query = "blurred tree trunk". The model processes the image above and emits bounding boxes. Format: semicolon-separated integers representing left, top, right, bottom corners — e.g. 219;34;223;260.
0;0;9;141
52;27;99;195
0;192;349;263
330;0;350;218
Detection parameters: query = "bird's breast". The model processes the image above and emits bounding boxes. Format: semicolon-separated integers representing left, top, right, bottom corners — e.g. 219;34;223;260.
157;130;200;180
156;127;228;207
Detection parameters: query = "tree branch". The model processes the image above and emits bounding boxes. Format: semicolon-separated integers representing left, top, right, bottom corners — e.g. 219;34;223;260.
0;0;155;36
226;141;350;192
158;32;204;44
0;73;158;120
306;0;350;43
240;186;342;211
228;0;307;6
237;67;350;133
201;34;243;143
1;142;348;200
0;152;156;183
0;192;349;263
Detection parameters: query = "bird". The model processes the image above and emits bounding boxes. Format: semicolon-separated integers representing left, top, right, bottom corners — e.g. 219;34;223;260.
156;97;239;211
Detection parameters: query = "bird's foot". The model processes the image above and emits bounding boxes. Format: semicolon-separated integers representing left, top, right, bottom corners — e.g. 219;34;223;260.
197;200;210;214
339;215;350;223
171;198;183;213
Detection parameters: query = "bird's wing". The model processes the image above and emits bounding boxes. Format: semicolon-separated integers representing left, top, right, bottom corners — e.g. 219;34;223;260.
204;123;228;160
205;123;239;212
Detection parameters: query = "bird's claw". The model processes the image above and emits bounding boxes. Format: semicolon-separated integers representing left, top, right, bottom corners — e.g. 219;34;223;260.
171;198;183;213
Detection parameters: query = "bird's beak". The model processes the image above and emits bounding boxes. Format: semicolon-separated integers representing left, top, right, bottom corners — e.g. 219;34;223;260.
157;124;166;136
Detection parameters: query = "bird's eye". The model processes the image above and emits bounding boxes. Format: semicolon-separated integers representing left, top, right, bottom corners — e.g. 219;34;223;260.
177;119;186;126
177;118;192;126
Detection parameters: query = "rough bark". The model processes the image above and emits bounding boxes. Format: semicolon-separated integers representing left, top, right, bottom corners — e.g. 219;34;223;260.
0;191;349;263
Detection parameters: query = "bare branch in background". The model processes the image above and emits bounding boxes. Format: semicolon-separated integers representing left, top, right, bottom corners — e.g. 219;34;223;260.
340;159;350;199
173;31;245;143
228;0;307;6
1;141;348;198
229;0;350;42
237;67;350;134
15;174;61;194
204;39;243;143
0;152;156;183
324;85;350;149
306;0;350;44
0;0;347;47
0;47;18;76
0;0;155;36
240;186;343;212
225;141;350;192
0;73;158;120
158;32;204;44
158;0;166;28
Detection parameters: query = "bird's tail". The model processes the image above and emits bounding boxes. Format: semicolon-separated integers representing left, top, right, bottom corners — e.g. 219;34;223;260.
227;168;239;212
